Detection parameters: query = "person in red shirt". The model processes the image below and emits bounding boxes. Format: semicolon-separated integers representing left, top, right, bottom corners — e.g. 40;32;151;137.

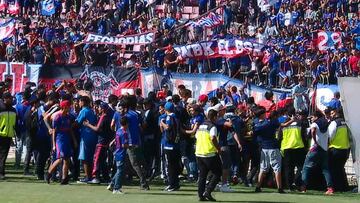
276;93;293;110
348;49;359;77
257;91;276;119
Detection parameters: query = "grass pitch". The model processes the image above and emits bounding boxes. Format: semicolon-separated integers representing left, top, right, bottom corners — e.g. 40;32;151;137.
0;162;358;203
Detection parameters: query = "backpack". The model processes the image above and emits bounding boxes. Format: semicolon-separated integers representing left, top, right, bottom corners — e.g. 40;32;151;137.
166;115;180;144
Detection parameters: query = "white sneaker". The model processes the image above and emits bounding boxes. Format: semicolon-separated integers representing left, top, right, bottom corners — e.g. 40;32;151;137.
112;189;125;194
90;178;100;184
220;184;234;193
106;185;113;191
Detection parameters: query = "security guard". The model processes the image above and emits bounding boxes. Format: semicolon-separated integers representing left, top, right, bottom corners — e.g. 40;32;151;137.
278;108;306;190
328;108;354;192
0;92;18;180
195;109;222;202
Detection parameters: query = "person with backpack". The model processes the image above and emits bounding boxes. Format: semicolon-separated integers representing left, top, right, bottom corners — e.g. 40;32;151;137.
159;102;181;192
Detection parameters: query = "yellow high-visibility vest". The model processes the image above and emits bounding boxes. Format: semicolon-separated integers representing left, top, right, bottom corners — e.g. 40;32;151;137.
329;118;350;150
281;122;304;152
195;121;218;157
0;110;17;138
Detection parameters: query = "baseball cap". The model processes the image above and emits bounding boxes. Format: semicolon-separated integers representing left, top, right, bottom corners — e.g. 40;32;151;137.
166;96;173;102
60;100;71;109
164;102;174;112
187;98;196;105
212;103;226;112
198;94;208;103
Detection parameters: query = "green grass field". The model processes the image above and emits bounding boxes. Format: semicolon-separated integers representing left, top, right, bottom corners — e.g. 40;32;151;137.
0;161;358;203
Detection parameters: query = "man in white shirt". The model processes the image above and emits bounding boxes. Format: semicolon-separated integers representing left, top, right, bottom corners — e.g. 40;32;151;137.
301;111;334;195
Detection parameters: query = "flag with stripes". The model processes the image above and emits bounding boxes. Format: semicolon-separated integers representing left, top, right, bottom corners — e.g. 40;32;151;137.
0;18;15;41
41;0;55;16
186;12;223;28
0;0;6;12
7;0;19;15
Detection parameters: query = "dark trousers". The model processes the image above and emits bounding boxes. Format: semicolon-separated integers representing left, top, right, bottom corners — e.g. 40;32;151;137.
240;142;260;183
92;144;109;180
0;137;12;176
34;138;51;179
328;148;350;191
127;146;148;187
24;136;34;172
164;149;181;188
283;148;306;188
197;155;222;198
143;139;158;177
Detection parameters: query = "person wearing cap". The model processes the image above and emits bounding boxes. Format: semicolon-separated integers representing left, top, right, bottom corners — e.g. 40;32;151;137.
46;100;77;185
0;92;17;180
223;104;245;185
160;101;181;191
194;109;222;201
76;96;98;183
83;102;113;184
198;94;208;108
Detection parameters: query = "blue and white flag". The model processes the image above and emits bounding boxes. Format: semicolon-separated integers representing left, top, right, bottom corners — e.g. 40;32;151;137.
0;18;15;41
41;0;55;16
186;12;222;28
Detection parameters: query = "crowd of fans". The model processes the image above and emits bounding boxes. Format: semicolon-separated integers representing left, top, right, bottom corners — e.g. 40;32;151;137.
0;78;355;200
0;0;359;89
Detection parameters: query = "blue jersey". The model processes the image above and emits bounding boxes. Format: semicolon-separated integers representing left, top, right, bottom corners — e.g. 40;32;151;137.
53;113;73;144
162;113;179;150
76;107;97;143
114;127;129;161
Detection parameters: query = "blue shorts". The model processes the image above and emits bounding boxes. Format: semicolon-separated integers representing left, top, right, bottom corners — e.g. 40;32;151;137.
56;140;72;159
78;137;97;162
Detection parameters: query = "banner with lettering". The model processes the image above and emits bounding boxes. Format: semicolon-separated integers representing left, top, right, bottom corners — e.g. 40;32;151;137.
316;31;342;52
84;31;155;45
0;62;41;94
174;38;265;60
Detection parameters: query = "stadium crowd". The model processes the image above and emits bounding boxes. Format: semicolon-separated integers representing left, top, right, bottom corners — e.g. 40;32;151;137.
0;0;359;88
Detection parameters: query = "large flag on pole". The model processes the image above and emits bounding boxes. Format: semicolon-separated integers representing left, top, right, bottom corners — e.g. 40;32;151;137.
7;0;20;15
0;18;15;41
186;12;223;28
41;0;55;16
0;0;7;12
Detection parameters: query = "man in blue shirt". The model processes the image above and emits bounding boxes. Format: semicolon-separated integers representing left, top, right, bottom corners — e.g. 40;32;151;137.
76;96;97;183
327;91;342;110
